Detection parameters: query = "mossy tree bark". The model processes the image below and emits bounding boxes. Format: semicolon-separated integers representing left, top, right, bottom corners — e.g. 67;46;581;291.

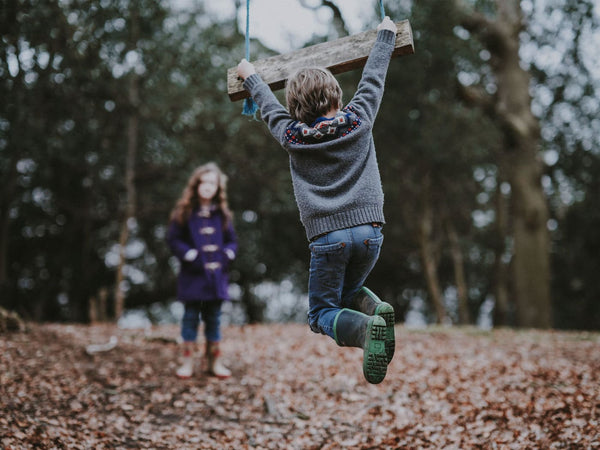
456;0;551;328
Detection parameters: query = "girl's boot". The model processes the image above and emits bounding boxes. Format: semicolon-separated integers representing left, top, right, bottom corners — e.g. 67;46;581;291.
348;286;395;362
205;341;231;379
333;308;388;384
176;342;195;379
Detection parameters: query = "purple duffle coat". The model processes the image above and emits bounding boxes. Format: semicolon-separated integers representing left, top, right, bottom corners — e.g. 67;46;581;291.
167;207;237;302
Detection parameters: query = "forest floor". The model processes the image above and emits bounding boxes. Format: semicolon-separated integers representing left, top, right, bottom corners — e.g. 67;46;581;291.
1;322;599;449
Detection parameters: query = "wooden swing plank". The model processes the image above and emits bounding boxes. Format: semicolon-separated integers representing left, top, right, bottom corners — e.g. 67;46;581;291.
227;19;414;102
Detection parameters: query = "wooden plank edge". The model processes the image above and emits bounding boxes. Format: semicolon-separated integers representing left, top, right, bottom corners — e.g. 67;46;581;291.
227;20;414;102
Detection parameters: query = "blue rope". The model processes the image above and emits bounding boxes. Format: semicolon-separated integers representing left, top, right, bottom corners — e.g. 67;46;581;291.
379;0;386;20
242;0;258;117
245;0;251;60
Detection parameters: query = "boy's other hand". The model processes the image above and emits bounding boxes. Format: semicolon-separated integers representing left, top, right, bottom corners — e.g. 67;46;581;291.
237;59;256;80
377;16;397;34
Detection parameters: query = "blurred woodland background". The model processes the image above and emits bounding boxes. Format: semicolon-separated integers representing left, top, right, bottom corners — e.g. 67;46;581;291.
1;0;599;330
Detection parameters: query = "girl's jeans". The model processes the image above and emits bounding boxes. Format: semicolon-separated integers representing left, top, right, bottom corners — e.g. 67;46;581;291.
307;223;384;339
181;300;223;343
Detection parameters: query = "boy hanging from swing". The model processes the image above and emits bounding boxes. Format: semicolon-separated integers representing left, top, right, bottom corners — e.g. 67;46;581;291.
237;16;397;384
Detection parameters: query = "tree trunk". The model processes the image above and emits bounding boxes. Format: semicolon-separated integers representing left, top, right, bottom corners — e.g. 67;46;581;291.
509;153;551;328
0;155;18;309
457;0;552;328
446;220;470;324
114;8;140;321
494;1;551;328
418;175;447;324
89;288;108;323
241;281;264;324
492;172;512;326
114;75;139;320
0;53;25;311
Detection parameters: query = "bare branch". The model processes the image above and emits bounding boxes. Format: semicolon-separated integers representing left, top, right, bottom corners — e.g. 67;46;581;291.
456;82;496;116
298;0;349;37
453;0;509;56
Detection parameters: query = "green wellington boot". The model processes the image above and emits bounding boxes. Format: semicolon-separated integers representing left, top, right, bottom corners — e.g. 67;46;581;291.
348;286;395;363
333;309;388;384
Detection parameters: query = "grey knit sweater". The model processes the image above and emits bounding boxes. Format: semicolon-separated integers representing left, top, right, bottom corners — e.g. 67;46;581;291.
243;29;396;240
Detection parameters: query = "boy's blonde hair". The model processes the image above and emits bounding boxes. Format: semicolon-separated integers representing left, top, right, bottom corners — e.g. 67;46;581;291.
286;67;343;125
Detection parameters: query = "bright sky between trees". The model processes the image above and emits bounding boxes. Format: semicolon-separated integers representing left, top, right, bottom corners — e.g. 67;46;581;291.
180;0;386;53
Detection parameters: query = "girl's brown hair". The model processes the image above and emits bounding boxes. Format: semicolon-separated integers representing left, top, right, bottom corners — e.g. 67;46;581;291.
285;67;342;125
170;162;233;227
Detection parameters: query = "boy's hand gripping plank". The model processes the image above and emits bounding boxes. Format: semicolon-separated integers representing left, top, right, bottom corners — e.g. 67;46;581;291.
227;19;414;102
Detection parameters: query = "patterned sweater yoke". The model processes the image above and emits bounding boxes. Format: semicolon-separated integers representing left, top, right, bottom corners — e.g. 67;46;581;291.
243;29;396;240
284;107;362;146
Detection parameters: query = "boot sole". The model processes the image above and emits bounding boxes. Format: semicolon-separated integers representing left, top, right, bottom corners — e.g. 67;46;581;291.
374;303;395;363
363;316;388;384
360;286;395;364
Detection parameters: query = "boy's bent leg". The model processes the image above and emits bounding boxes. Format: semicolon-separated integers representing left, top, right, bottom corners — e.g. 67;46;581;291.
340;224;395;362
333;309;388;384
341;224;384;305
308;308;340;340
307;230;351;339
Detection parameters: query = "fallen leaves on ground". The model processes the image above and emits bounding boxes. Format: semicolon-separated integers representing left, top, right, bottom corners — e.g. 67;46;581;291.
1;323;599;449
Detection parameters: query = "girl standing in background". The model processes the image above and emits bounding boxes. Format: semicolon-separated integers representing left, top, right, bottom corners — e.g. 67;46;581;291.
167;162;237;379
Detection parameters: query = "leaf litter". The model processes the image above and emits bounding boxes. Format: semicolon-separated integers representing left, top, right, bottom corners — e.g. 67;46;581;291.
1;323;599;449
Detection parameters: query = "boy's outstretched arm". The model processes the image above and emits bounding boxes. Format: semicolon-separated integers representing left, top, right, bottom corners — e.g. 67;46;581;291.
236;59;295;143
349;16;397;122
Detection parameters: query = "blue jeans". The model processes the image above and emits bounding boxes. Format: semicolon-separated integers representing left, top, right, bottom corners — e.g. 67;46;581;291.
181;300;223;343
307;223;384;339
